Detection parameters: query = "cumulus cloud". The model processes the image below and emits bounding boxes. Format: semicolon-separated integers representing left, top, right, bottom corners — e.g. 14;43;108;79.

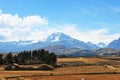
0;11;47;28
83;29;120;45
22;16;48;27
49;24;119;45
0;10;119;45
39;24;120;45
0;10;48;41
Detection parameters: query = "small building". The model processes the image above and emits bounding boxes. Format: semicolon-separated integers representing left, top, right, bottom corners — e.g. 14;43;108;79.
5;63;54;70
5;63;22;70
40;64;54;70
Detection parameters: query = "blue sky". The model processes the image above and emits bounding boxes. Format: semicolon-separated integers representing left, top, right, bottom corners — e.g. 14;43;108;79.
0;0;120;44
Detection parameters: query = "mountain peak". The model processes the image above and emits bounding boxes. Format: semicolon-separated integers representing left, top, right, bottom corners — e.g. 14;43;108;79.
45;32;72;42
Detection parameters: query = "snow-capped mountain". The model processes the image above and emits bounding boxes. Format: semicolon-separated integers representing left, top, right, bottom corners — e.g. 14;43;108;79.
0;40;36;52
44;32;99;49
0;32;104;53
45;32;72;43
107;38;120;50
17;40;37;46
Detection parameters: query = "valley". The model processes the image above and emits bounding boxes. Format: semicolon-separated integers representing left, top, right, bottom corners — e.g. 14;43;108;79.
0;32;120;57
0;0;120;80
1;57;120;80
0;33;120;80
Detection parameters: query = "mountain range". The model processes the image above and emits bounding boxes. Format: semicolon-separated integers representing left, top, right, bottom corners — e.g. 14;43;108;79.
0;32;120;56
107;38;120;50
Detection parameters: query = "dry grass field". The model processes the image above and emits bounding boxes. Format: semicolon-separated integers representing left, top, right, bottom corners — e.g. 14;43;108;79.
18;74;120;80
0;57;120;80
57;57;111;64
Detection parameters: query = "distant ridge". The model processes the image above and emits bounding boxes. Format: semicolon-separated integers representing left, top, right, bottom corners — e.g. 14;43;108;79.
0;32;119;55
107;38;120;50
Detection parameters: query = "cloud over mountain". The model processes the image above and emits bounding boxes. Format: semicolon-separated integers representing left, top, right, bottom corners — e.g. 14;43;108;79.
0;10;119;45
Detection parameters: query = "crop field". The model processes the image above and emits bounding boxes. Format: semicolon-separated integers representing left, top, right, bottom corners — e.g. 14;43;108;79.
0;57;120;80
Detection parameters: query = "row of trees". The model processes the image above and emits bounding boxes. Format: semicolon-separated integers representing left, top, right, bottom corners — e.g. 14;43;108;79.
0;49;57;66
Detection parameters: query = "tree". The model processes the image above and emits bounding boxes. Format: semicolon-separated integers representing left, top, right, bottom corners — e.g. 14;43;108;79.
4;49;57;66
0;54;4;65
17;52;26;64
13;55;18;63
47;52;57;66
51;52;57;65
38;49;46;62
6;52;14;64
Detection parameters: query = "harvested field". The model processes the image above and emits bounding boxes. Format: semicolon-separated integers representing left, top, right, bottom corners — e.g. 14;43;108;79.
57;57;111;64
0;65;120;79
0;70;51;78
1;57;120;80
17;74;120;80
53;65;119;75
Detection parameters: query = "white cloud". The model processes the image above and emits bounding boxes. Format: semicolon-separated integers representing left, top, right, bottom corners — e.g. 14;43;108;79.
83;29;120;45
0;10;119;45
52;25;120;45
0;10;48;41
0;13;47;28
22;16;48;27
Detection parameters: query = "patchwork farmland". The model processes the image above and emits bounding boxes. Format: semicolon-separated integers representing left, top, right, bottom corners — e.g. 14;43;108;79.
1;57;120;80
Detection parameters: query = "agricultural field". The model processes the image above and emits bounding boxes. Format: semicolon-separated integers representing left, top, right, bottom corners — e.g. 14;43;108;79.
57;57;111;63
0;57;120;80
13;74;120;80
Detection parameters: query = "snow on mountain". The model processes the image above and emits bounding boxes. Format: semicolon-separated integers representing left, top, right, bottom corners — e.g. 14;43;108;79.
46;33;60;42
97;42;107;48
107;38;120;50
0;32;110;53
44;32;99;49
0;40;39;52
45;32;72;42
17;40;37;46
